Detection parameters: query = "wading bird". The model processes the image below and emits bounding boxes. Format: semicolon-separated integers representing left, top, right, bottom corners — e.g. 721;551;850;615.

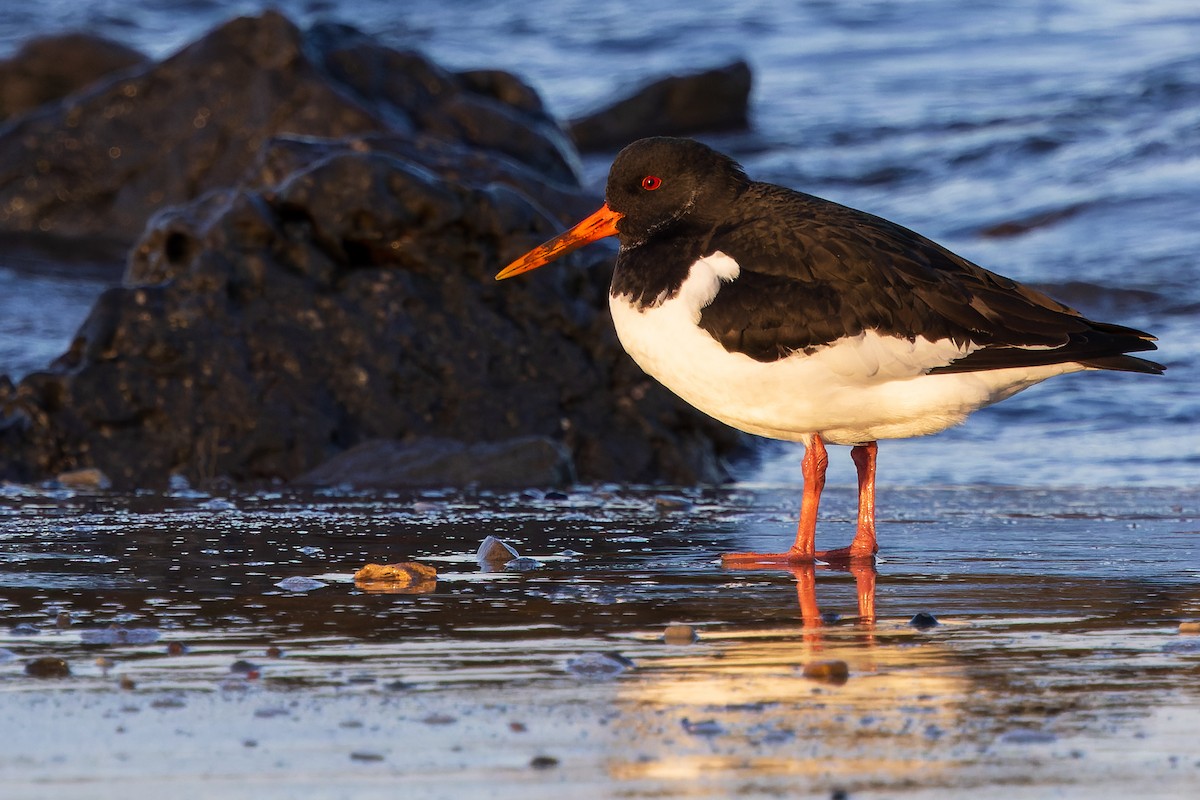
496;137;1162;565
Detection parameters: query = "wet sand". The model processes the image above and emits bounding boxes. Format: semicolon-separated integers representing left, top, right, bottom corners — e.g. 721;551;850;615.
2;483;1199;798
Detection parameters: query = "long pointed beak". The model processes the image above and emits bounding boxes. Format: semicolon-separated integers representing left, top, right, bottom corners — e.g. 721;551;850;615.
496;204;623;280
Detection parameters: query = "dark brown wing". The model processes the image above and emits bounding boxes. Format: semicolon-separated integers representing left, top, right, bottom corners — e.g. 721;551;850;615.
698;183;1163;374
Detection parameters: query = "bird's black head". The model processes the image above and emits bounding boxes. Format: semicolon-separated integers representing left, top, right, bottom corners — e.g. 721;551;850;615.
605;137;749;246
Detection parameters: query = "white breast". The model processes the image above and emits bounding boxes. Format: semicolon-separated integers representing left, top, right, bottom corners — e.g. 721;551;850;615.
608;252;1082;445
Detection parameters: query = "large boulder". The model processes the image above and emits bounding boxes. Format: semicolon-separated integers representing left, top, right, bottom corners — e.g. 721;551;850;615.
0;12;577;250
0;33;147;122
0;14;746;490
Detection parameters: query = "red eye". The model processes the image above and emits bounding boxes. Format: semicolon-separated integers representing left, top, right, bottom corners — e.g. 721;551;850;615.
641;175;662;191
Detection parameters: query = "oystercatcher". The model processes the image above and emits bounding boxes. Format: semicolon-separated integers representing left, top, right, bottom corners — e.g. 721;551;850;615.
496;137;1163;565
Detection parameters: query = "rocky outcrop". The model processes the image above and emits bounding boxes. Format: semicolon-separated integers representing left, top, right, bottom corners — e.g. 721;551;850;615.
0;33;146;122
0;14;745;490
568;60;752;152
0;12;576;249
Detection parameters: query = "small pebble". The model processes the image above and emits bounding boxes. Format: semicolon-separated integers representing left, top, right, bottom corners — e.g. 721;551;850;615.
119;676;136;691
1179;621;1200;634
350;751;385;762
81;626;160;645
543;491;569;501
909;612;940;630
510;721;527;733
565;651;634;679
230;659;260;674
25;656;70;678
820;611;842;625
681;718;725;736
55;611;72;628
166;641;187;656
530;755;559;769
11;623;40;636
353;561;438;593
422;713;458;725
150;695;186;709
802;660;850;685
663;624;697;644
476;535;520;566
266;646;283;658
275;576;327;592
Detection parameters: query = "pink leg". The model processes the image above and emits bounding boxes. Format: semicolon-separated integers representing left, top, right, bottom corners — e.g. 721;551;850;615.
721;435;828;566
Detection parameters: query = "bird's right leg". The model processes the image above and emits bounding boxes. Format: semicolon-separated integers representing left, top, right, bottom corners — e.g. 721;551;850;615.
721;434;828;566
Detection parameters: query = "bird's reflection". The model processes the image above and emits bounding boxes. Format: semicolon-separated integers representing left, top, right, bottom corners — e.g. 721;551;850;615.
727;559;877;639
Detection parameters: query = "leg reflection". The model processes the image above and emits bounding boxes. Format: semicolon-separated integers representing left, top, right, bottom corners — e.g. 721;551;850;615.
726;559;878;628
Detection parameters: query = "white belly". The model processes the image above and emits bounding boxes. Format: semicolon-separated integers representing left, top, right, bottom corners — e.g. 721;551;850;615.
609;253;1082;446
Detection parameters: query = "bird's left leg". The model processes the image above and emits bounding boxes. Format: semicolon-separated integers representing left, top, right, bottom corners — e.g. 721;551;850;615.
816;441;878;562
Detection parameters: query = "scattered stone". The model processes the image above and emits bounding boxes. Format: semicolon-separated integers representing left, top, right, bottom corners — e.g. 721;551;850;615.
564;651;634;679
149;695;187;709
820;611;842;625
802;660;850;686
243;739;258;748
80;626;161;645
230;659;260;675
350;751;386;762
254;707;290;718
119;676;136;691
909;612;940;630
382;680;411;692
654;496;692;512
166;641;187;656
25;656;70;678
543;491;570;501
95;656;114;672
568;60;752;152
11;623;40;635
1000;729;1058;745
353;561;438;594
422;713;458;725
477;535;520;567
529;755;559;770
0;648;16;663
55;611;71;628
510;721;527;733
55;467;112;490
505;557;543;571
681;718;725;736
274;576;328;592
663;624;698;644
1179;621;1200;634
1162;639;1200;654
266;646;283;658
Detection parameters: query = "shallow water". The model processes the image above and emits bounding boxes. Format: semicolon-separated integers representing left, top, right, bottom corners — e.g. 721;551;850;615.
2;484;1199;797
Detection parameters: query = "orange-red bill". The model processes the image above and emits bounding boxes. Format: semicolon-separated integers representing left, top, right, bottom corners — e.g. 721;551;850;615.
495;204;623;280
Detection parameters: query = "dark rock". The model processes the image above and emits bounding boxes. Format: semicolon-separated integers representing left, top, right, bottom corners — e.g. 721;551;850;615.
295;437;574;489
0;14;745;491
0;12;578;250
802;659;850;685
25;656;71;678
909;612;940;630
529;755;559;769
0;33;146;122
568;61;752;152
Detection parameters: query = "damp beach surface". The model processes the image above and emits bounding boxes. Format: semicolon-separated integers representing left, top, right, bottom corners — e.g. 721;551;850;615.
2;483;1199;798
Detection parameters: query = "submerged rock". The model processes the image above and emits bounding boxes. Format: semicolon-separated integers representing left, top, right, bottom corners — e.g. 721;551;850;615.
564;651;634;679
663;623;698;644
802;659;850;685
909;612;940;630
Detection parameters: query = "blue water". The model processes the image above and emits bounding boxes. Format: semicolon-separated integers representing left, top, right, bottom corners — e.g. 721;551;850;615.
1;0;1197;488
